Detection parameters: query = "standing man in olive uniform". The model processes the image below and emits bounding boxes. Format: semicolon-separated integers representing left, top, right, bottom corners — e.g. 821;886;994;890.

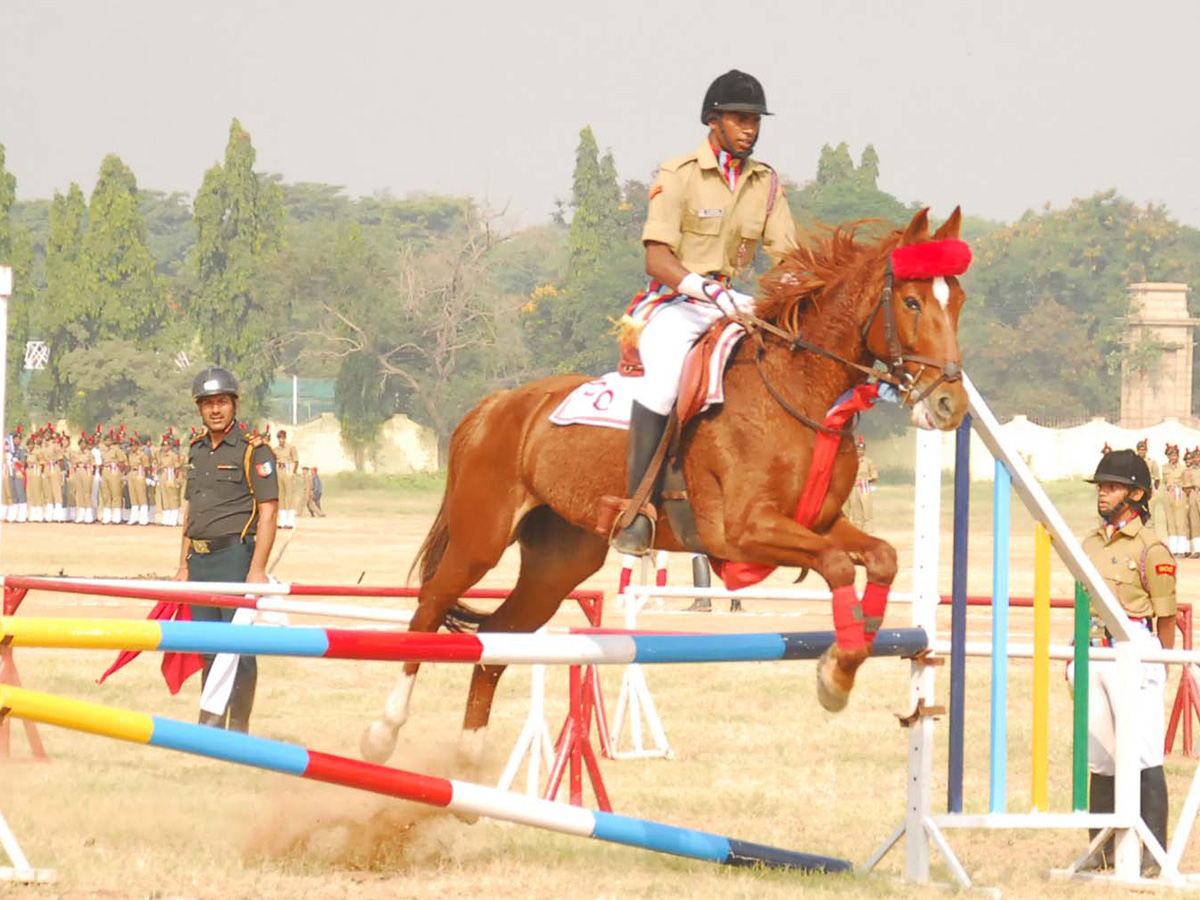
1160;444;1187;557
1076;450;1174;876
613;69;797;554
175;366;278;732
274;429;299;530
843;435;879;534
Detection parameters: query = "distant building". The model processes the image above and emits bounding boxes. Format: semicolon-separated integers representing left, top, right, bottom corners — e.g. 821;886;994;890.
1120;283;1198;428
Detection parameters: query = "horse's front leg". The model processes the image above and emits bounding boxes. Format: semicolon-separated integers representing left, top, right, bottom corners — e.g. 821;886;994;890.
723;503;893;712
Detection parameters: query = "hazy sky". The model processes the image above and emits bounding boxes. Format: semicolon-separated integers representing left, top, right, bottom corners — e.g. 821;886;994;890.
4;0;1199;229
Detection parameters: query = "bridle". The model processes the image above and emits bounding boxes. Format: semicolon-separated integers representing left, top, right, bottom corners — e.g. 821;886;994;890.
743;256;964;435
858;259;963;406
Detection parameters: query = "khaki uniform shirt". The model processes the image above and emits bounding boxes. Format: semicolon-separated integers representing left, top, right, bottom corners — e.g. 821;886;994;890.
1081;518;1176;620
1144;456;1161;489
1186;465;1200;492
855;456;878;494
276;443;299;476
641;139;797;280
1163;461;1186;503
185;428;279;540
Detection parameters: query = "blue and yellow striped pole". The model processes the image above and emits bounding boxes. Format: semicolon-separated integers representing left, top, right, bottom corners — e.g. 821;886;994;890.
0;685;850;873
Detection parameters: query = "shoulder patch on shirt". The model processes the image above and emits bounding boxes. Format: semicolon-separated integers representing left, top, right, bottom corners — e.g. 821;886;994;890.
1156;563;1177;576
649;184;663;201
255;460;273;478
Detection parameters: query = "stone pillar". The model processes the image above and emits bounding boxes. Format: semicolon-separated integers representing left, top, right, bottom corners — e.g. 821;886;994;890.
1120;283;1198;428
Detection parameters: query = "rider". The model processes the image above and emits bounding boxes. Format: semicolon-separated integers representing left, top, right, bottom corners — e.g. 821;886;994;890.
613;69;798;555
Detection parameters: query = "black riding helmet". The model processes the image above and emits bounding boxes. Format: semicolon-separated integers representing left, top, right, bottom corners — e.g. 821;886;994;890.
1086;449;1152;520
700;70;772;123
1086;449;1152;493
192;366;240;401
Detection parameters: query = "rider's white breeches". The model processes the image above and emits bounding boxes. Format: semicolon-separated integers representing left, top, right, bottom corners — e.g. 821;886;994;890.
633;298;748;415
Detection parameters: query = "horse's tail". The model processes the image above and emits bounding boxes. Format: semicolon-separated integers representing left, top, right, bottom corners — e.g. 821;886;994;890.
409;497;450;587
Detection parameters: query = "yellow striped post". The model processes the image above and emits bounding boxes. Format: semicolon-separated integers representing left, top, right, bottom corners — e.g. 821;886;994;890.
1031;523;1051;811
0;617;161;651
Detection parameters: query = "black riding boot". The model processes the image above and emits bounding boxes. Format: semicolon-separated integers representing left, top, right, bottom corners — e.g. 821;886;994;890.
1140;765;1169;877
612;402;669;557
686;554;712;612
226;656;258;734
1079;773;1115;871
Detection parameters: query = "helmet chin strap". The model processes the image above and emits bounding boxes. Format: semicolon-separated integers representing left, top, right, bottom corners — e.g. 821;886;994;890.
714;117;756;160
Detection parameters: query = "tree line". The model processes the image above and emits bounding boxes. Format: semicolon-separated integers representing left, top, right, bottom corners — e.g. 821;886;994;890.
3;121;1200;465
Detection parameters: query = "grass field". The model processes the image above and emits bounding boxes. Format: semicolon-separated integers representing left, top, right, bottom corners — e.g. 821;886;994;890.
0;477;1197;899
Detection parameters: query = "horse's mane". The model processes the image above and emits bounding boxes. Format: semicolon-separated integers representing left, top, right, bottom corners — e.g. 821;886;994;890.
756;220;902;337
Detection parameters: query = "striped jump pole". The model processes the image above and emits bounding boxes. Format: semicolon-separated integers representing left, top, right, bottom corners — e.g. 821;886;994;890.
1031;523;1051;812
0;685;851;874
988;459;1011;814
1073;582;1090;812
0;618;929;665
947;414;971;814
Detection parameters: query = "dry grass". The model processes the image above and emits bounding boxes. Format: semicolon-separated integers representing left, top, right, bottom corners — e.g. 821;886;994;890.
0;480;1197;899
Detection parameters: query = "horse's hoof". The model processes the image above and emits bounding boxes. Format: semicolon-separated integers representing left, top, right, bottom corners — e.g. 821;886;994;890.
360;720;398;763
815;646;867;713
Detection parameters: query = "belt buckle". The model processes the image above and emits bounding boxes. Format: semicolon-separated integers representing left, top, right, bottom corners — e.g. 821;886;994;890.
192;539;211;555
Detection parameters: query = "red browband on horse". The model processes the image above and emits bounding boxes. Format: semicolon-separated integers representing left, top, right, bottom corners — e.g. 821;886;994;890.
890;239;972;279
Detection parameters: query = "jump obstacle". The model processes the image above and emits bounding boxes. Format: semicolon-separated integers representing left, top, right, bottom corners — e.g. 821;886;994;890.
0;684;851;874
0;576;919;875
7;373;1200;887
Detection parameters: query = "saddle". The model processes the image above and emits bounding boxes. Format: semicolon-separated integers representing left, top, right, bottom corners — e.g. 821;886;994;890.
597;322;733;552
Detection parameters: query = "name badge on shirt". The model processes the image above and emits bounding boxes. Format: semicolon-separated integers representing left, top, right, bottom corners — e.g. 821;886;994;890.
698;208;723;218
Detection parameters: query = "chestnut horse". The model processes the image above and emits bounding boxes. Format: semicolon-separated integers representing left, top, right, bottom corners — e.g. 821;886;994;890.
362;207;970;775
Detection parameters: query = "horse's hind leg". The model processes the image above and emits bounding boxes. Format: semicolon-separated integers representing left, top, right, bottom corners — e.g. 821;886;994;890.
361;473;522;764
455;507;608;783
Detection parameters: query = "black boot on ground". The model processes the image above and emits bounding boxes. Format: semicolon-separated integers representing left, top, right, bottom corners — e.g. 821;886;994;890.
612;403;669;557
1079;773;1115;872
1140;765;1169;878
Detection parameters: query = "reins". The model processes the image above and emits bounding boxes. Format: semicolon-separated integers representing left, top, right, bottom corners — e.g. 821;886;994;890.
730;257;963;434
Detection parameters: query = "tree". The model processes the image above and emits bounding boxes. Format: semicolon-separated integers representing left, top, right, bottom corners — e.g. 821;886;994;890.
36;183;88;411
139;190;195;276
189;119;284;417
790;142;915;231
334;351;391;470
81;155;164;341
57;339;195;435
0;142;37;428
960;191;1200;418
522;127;634;376
307;207;523;465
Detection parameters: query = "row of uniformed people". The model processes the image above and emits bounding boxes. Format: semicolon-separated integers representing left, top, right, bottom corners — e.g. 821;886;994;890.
1150;442;1200;558
1;427;308;527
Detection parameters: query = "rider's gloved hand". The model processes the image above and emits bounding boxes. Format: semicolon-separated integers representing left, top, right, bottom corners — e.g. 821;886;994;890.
677;273;753;318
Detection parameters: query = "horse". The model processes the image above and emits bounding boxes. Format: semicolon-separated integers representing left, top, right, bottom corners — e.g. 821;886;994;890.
361;207;971;776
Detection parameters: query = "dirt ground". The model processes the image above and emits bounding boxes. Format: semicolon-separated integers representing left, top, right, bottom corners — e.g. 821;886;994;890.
1;481;1198;899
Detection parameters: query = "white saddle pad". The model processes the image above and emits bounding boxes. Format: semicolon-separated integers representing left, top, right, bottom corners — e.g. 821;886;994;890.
550;324;746;430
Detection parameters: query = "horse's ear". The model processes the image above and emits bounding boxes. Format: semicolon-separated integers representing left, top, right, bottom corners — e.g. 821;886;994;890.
899;208;931;245
931;207;963;242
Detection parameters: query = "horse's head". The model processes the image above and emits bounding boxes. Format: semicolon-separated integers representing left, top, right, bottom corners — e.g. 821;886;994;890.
863;207;970;431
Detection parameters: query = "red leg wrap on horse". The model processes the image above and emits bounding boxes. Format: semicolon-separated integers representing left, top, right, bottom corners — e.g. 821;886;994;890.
862;582;890;643
831;585;866;651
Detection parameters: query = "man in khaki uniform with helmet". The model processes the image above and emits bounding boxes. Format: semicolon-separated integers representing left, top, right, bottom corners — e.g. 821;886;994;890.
613;69;797;555
1075;449;1174;876
843;435;879;534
